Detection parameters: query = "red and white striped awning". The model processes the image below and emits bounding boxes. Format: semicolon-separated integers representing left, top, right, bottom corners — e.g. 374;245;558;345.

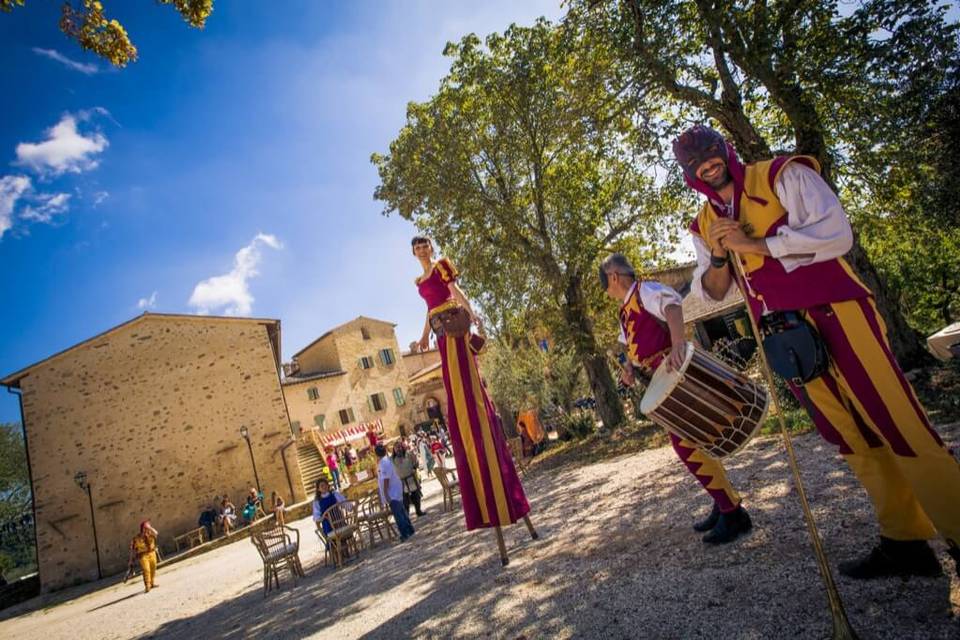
319;418;384;446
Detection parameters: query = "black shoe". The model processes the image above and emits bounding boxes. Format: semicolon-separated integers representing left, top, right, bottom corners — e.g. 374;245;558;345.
948;540;960;579
693;504;721;532
702;506;752;544
838;537;943;580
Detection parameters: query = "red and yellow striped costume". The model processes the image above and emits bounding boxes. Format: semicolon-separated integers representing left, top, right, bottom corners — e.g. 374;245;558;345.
691;156;960;545
620;281;742;513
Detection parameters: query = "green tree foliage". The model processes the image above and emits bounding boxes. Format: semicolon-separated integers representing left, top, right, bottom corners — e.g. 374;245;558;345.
373;20;687;429
2;0;213;67
484;336;587;423
0;424;30;524
0;423;34;581
572;0;960;362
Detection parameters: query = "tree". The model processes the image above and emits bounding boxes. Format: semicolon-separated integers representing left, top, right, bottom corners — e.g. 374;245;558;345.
572;0;959;366
484;335;587;424
0;423;30;525
373;20;685;429
1;0;213;67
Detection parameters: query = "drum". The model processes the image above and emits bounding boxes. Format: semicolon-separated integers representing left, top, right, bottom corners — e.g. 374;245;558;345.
640;342;769;459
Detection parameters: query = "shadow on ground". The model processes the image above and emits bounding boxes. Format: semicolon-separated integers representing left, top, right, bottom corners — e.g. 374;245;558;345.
134;425;960;640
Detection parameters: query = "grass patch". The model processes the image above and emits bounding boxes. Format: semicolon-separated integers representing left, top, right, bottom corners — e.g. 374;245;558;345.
759;406;815;436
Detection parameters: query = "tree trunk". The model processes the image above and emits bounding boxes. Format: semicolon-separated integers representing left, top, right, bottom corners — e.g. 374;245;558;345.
846;241;931;368
562;275;625;429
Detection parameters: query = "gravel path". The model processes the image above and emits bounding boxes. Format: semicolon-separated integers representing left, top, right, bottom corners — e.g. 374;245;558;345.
1;425;958;640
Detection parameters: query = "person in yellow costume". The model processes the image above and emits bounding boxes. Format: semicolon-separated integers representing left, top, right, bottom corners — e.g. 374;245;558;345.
129;520;160;592
516;409;545;456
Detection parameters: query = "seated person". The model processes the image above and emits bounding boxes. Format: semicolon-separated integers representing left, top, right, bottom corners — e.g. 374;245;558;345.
241;487;266;524
218;497;237;534
197;503;219;540
312;479;348;544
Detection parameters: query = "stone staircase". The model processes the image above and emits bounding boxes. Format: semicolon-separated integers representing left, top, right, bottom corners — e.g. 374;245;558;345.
296;441;329;496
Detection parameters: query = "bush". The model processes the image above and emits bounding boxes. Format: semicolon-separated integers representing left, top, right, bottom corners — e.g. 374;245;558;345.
559;409;596;441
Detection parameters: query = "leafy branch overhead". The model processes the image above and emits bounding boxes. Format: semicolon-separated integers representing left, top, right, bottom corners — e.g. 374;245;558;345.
2;0;214;67
373;19;688;429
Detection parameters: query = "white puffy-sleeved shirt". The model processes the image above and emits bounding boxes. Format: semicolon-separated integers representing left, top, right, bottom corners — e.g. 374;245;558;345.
617;281;684;345
690;162;854;303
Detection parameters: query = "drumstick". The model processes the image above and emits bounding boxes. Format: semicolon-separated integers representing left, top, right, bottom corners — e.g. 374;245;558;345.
728;252;858;640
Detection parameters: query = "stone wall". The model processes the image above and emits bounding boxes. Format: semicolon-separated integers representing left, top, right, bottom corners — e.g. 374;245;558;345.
283;318;410;444
16;316;303;592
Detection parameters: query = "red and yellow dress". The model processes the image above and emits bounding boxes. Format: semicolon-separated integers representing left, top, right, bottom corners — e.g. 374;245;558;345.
417;258;530;530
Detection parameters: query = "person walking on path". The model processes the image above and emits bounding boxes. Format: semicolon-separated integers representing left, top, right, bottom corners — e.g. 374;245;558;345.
129;520;160;593
377;444;415;540
393;441;427;517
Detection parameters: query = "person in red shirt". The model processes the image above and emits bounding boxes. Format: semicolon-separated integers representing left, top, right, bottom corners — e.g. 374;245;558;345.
429;435;445;469
366;428;379;448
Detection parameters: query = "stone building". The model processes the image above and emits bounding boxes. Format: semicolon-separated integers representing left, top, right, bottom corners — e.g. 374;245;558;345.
402;348;447;430
283;317;418;491
0;313;304;592
647;262;754;360
282;318;460;493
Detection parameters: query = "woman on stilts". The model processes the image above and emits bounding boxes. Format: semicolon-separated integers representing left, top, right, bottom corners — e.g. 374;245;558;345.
412;235;538;565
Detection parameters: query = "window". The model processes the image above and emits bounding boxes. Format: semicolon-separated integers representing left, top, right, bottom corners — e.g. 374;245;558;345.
368;392;387;412
393;388;406;407
359;356;375;370
361;326;371;340
313;414;325;429
378;348;395;366
306;386;319;400
338;408;355;425
290;420;301;435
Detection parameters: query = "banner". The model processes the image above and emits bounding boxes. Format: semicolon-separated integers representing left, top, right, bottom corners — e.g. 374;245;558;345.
319;418;384;446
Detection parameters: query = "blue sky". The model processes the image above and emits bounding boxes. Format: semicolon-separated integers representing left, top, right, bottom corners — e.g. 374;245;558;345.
0;1;564;423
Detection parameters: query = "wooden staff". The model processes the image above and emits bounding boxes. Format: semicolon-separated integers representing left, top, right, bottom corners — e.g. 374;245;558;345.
729;253;858;640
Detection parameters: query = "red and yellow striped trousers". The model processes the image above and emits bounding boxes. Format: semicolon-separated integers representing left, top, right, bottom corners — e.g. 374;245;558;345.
789;297;960;543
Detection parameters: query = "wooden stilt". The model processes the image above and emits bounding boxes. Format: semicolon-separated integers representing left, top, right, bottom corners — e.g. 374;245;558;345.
522;515;539;540
494;526;509;566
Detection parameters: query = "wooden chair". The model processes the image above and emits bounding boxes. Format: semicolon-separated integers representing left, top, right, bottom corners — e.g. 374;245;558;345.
320;501;361;568
507;437;528;476
433;466;461;512
251;525;304;596
356;494;397;548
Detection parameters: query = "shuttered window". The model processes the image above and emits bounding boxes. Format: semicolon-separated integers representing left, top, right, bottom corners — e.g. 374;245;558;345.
368;393;387;412
393;388;405;406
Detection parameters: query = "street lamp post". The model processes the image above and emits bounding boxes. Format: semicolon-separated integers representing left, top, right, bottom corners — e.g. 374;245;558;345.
73;471;102;580
239;426;262;494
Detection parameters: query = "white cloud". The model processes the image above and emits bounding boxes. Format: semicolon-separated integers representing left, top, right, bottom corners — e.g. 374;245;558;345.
15;112;109;176
188;233;283;316
31;47;99;75
20;192;71;223
92;190;109;206
0;175;31;239
137;291;158;310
